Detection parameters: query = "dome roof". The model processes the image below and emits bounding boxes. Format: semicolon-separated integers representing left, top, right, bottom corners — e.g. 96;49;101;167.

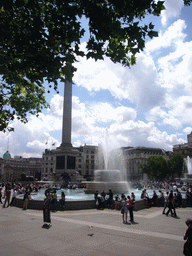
3;150;11;159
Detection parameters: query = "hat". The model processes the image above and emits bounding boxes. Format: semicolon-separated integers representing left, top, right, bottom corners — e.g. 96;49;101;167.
185;219;192;226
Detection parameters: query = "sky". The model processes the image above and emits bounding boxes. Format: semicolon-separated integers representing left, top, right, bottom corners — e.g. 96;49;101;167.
1;0;192;158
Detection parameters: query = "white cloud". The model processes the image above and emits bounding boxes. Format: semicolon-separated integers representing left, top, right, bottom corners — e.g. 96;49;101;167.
161;0;184;26
74;50;165;109
146;96;192;130
74;56;120;93
146;19;187;54
183;127;192;134
158;40;192;91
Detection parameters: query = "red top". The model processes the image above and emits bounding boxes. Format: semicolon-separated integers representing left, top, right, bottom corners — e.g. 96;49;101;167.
129;198;133;207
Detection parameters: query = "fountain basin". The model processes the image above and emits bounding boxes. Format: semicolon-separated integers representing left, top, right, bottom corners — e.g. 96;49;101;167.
14;197;96;210
13;188;187;211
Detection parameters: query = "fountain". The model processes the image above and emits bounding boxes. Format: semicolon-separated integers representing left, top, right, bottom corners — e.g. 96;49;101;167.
15;130;130;209
186;156;192;175
84;129;130;194
84;169;129;194
185;156;192;182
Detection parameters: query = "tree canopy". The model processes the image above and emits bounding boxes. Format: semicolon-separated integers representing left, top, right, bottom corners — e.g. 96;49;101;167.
0;0;191;131
167;152;184;178
141;153;185;180
141;155;168;180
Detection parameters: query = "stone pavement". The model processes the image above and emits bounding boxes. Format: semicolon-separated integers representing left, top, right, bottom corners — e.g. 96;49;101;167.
0;205;191;256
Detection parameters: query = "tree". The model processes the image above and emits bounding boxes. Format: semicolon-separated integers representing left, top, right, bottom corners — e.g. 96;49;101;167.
141;156;168;180
167;152;184;178
1;0;191;131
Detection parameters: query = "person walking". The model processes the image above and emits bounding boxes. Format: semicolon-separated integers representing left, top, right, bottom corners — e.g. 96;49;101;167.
3;186;11;208
162;191;169;214
121;197;128;224
183;218;192;255
10;189;17;206
166;190;177;217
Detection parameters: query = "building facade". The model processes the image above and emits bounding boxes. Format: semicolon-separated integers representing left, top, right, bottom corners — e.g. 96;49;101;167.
42;144;99;182
76;144;99;180
0;145;172;183
173;132;192;158
0;151;42;182
123;147;171;181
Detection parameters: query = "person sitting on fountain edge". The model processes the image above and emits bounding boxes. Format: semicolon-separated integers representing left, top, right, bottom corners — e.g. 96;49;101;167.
106;189;113;208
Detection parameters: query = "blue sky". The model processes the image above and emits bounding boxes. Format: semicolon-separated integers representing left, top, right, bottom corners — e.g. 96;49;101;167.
1;0;192;158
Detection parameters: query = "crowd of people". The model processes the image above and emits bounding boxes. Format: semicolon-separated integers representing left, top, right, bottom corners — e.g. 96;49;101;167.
94;180;192;225
94;189;136;224
0;181;66;211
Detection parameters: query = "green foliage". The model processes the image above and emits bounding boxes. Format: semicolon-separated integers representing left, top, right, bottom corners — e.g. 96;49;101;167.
141;156;168;180
141;153;185;180
184;0;192;6
0;0;191;131
167;152;184;178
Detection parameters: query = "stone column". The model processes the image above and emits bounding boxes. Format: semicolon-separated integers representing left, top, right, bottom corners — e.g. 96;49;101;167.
61;64;77;148
61;79;72;147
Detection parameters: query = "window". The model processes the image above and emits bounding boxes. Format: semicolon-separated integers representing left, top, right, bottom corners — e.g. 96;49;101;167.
91;155;94;159
67;156;76;169
56;155;65;169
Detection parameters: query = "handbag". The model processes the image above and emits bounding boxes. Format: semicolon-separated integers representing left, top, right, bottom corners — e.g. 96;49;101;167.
121;207;124;214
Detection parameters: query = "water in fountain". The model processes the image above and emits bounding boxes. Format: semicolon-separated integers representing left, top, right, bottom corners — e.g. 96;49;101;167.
84;129;130;194
186;156;192;175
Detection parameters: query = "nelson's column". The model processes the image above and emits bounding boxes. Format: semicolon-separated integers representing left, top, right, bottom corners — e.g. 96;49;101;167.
53;64;78;177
